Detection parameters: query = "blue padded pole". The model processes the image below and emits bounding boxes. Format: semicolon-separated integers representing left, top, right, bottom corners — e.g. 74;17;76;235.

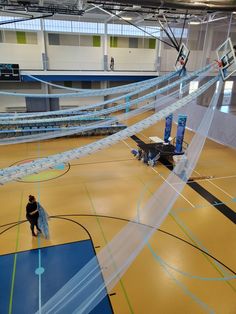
164;114;173;143
175;114;187;153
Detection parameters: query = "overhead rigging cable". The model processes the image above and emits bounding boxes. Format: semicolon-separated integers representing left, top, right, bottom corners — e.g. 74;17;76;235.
37;78;223;314
0;74;218;185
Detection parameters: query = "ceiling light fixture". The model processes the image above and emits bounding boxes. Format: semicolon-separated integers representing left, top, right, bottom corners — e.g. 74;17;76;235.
194;1;207;5
122;16;132;21
189;21;200;25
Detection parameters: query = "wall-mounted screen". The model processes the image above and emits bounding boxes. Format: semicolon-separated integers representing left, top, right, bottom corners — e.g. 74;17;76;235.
0;64;20;82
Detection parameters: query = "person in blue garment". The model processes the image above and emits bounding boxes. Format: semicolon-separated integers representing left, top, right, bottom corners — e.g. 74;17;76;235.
26;195;49;238
38;201;50;239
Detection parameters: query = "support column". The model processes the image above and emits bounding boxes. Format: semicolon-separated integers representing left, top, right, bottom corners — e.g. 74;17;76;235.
102;81;109;108
164;114;173;143
42;83;50;111
156;30;163;74
39;19;49;70
103;23;108;71
175;115;187;153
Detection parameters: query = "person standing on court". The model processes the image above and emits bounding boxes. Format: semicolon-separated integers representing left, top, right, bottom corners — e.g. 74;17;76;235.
26;195;41;237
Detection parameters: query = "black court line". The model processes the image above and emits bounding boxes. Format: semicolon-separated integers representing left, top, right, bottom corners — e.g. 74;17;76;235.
187;182;236;224
0;216;114;313
130;136;236;224
10;157;71;183
1;215;235;274
130;135;145;146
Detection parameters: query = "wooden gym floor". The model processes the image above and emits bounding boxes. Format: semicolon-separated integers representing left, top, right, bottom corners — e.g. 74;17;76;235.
0;114;235;314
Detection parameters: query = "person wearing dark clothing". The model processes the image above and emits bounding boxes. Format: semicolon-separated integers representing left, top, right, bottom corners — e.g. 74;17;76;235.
110;57;114;71
26;195;41;237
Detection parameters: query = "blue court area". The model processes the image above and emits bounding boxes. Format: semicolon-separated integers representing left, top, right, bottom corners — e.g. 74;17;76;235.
0;240;113;314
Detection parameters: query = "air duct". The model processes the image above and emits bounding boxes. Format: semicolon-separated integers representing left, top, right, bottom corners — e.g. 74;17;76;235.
89;0;236;12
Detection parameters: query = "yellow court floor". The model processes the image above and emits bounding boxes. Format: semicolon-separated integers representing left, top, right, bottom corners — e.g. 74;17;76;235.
0;117;236;314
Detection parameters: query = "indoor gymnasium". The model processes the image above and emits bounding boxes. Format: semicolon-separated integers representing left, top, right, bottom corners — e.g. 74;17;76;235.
0;1;235;313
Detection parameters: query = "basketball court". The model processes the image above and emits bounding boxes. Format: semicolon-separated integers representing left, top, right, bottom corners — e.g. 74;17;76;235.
0;115;235;313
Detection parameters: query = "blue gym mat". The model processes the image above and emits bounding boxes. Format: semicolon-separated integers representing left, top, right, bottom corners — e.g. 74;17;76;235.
0;239;113;313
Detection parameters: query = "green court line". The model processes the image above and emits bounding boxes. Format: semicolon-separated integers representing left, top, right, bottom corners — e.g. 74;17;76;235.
169;213;236;293
135;181;214;312
84;184;134;314
8;192;23;314
147;242;215;313
37;142;42;314
137;176;236;293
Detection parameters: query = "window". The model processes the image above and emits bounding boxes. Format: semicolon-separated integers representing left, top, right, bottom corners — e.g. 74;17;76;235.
44;19;72;32
107;24;122;36
0;16;40;31
122;24;142;36
222;81;233;106
71;21;103;34
15;19;40;31
0;15;182;39
189;81;199;94
146;26;161;37
160;28;188;39
218;81;233;113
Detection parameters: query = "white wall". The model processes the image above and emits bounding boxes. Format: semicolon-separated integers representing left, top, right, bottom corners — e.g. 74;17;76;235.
47;46;104;70
0;91;104;112
0;43;43;70
0;95;26;111
0;24;236;74
108;48;157;71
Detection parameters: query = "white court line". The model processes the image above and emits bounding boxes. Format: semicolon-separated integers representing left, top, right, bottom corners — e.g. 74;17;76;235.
193;169;234;199
122;140;132;149
140;123;235;199
172;173;236;185
123;139;195;208
139;132;149;140
138;133;234;200
151;167;195;208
